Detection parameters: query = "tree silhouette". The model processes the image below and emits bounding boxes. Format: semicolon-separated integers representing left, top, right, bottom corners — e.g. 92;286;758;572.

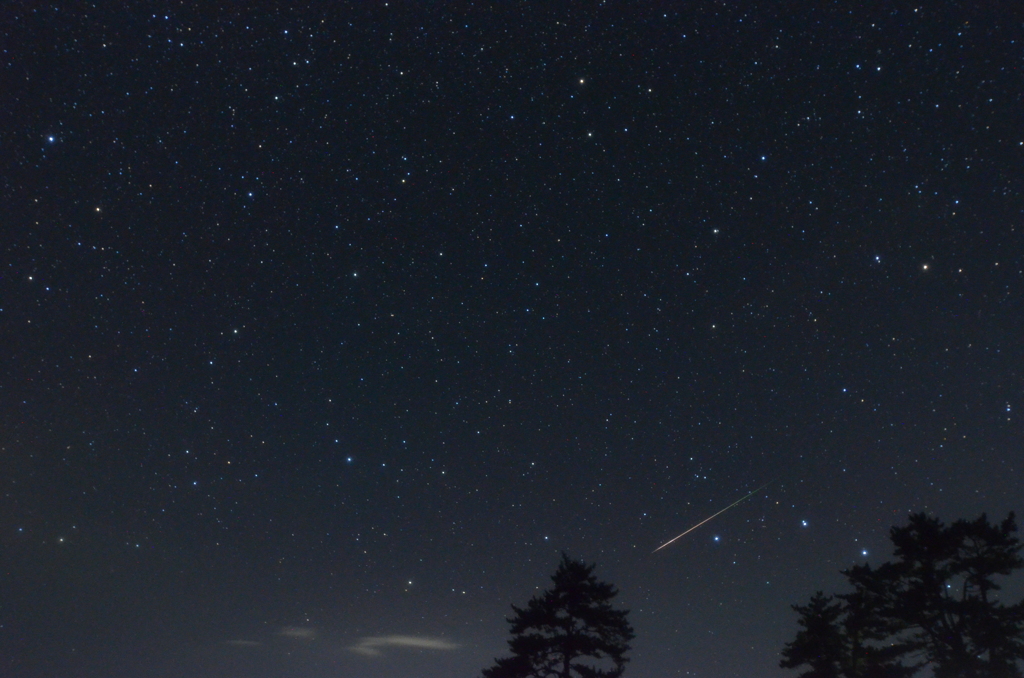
780;590;915;678
780;591;847;678
782;512;1024;678
482;554;635;678
847;512;1024;678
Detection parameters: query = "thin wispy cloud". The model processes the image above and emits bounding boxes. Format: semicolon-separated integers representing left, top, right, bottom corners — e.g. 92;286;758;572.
279;626;317;640
348;635;460;657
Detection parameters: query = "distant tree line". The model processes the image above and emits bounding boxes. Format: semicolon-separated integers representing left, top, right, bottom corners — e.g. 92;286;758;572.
781;512;1024;678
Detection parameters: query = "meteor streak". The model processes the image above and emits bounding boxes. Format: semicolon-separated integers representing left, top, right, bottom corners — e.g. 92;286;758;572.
653;480;773;553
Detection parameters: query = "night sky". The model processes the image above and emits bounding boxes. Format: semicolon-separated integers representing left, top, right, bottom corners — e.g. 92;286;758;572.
3;3;1023;677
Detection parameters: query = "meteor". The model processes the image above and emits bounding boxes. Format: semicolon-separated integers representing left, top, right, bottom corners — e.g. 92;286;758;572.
653;480;774;553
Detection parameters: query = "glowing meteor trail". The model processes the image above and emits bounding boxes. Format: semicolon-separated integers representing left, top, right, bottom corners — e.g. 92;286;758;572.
653;480;774;553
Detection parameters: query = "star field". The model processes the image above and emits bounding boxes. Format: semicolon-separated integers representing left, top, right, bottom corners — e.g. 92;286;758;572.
2;3;1022;677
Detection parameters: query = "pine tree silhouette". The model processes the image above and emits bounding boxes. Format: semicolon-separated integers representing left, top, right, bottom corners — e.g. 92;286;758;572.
782;512;1024;678
482;554;635;678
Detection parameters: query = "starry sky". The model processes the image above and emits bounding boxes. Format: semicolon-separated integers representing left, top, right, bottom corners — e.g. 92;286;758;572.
2;2;1022;677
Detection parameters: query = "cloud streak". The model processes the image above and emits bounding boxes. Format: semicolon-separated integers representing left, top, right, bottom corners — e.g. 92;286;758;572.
348;635;460;657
